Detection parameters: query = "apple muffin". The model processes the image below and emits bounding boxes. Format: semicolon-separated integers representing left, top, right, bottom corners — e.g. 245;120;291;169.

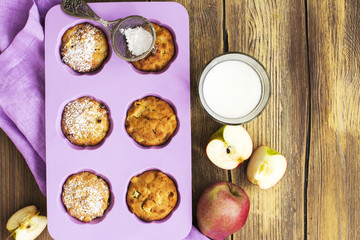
60;22;109;73
125;96;178;146
131;22;175;72
61;96;110;146
126;170;178;222
61;171;110;222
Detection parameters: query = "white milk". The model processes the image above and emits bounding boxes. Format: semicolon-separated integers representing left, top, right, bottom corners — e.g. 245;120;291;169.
203;60;262;119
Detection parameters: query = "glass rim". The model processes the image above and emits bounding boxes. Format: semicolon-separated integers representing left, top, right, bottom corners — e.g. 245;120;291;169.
198;52;271;125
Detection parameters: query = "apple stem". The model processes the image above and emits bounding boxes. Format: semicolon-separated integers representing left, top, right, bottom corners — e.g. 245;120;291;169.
6;231;15;240
227;184;232;193
227;183;241;197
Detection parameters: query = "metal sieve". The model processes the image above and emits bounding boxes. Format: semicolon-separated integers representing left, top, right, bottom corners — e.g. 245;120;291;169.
61;0;156;61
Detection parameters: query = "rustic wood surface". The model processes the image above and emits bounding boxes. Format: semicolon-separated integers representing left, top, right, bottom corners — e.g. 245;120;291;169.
0;0;359;239
306;0;360;239
226;0;309;239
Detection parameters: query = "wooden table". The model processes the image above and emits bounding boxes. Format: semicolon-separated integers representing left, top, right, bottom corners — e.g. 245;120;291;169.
1;0;359;239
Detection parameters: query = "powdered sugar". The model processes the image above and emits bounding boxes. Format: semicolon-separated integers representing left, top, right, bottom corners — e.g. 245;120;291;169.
62;23;103;73
120;27;153;56
62;172;110;222
62;97;108;142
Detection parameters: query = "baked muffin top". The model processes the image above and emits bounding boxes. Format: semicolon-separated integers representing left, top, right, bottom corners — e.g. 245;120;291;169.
60;22;109;73
62;171;110;222
126;170;178;222
125;96;177;146
61;96;110;146
132;22;175;72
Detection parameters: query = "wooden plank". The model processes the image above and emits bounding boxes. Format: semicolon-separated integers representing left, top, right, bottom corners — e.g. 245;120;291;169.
0;129;49;239
151;0;229;228
174;0;229;226
306;0;360;239
225;0;309;239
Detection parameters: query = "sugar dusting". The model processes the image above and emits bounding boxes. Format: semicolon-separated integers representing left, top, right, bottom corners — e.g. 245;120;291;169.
62;97;107;141
62;172;110;222
62;23;101;73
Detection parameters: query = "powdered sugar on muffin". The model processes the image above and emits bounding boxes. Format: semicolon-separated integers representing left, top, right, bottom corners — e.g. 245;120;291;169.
60;23;109;73
62;171;110;222
61;96;110;146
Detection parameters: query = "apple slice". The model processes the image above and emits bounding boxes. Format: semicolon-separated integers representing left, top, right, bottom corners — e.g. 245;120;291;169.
206;125;253;170
246;145;287;189
6;206;38;232
12;215;47;240
6;205;47;240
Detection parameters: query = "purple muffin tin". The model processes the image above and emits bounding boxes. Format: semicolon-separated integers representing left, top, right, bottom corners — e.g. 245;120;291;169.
45;2;191;240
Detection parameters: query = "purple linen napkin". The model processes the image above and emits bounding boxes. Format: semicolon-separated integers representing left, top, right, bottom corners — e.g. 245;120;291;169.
0;0;208;239
0;0;49;194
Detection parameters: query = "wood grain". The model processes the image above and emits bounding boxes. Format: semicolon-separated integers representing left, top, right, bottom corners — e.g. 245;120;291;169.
306;0;360;239
225;0;309;239
169;0;229;226
0;129;49;240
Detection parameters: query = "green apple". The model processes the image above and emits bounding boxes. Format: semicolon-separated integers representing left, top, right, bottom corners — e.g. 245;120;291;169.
206;125;253;170
6;205;47;240
246;145;287;189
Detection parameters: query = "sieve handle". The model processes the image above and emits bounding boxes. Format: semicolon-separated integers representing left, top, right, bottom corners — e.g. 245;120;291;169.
62;0;102;22
61;0;120;36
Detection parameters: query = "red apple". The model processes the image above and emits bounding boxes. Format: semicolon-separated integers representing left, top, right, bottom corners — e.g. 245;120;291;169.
196;181;250;240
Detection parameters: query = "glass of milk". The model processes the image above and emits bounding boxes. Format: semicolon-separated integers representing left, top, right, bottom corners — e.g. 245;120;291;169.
198;53;270;124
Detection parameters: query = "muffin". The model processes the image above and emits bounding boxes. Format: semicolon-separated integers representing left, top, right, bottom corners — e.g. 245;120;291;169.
126;170;178;222
125;96;178;146
61;171;110;222
61;96;110;146
60;22;109;73
132;22;175;72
